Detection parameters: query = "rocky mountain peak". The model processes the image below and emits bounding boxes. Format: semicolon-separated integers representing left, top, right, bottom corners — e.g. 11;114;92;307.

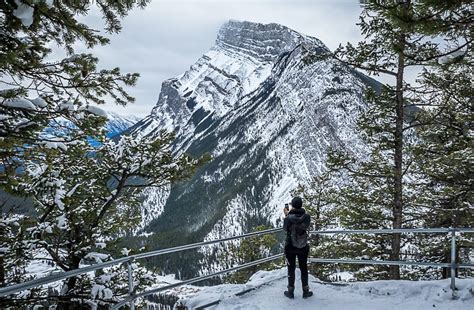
215;20;328;62
140;21;332;135
131;22;380;277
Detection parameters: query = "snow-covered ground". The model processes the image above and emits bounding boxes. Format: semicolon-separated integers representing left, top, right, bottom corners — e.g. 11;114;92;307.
179;268;473;310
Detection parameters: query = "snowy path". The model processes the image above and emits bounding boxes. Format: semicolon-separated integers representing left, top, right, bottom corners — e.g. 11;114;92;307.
181;268;473;310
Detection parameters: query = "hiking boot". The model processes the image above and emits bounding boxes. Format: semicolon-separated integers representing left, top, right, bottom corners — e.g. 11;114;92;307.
302;285;313;299
284;286;295;299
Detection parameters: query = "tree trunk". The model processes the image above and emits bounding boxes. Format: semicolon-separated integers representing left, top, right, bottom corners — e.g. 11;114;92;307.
390;36;406;280
56;255;82;310
0;256;4;286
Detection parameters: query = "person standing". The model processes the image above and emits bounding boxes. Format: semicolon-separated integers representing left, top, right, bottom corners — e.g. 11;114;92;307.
283;196;313;299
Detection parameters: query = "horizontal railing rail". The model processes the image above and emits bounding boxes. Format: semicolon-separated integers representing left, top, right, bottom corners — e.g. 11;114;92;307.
310;228;474;234
111;253;284;310
0;227;472;307
311;258;448;268
307;227;474;299
133;227;283;260
0;227;284;306
310;258;474;269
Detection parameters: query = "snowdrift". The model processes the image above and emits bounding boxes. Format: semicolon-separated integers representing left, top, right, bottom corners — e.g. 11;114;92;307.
179;268;473;310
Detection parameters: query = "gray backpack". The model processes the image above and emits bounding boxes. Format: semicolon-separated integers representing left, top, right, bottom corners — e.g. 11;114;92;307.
289;222;308;248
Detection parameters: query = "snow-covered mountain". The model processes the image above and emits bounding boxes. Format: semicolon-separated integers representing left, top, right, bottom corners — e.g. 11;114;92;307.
105;111;141;138
131;20;379;271
45;110;140;139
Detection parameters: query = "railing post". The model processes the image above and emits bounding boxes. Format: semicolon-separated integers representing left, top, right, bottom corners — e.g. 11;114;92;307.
127;259;135;310
450;228;456;298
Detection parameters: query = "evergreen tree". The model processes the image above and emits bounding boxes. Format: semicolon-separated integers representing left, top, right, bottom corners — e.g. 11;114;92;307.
10;132;202;308
330;0;422;280
0;1;206;308
1;0;149;177
394;0;472;280
408;1;473;278
1;0;149;271
413;66;473;278
330;0;472;279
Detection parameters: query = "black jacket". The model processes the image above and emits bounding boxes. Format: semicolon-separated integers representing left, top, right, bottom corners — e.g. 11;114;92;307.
283;208;311;247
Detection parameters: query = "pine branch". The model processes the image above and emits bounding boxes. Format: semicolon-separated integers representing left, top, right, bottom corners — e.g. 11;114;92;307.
403;40;471;63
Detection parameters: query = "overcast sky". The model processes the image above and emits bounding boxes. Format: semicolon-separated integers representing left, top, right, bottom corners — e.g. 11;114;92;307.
86;0;364;117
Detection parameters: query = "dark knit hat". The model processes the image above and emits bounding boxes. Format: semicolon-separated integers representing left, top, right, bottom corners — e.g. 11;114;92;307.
291;196;303;209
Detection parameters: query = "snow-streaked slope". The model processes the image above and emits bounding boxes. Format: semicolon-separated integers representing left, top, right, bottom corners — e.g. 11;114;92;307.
131;20;379;274
130;20;327;231
180;268;474;310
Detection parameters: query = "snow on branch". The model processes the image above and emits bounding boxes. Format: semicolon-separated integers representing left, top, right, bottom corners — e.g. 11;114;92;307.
2;97;37;110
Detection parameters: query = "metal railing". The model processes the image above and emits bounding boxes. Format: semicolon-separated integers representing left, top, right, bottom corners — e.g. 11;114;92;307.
0;227;283;309
0;227;472;307
112;253;284;309
308;227;474;298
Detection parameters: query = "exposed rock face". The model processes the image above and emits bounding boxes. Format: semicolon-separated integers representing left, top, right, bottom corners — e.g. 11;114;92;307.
216;20;327;62
131;20;328;146
130;21;378;274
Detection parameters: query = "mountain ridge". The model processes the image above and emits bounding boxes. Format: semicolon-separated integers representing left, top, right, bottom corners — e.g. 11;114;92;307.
130;20;379;276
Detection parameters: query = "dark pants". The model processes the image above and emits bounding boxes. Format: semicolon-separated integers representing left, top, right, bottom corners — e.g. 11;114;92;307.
285;244;309;288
